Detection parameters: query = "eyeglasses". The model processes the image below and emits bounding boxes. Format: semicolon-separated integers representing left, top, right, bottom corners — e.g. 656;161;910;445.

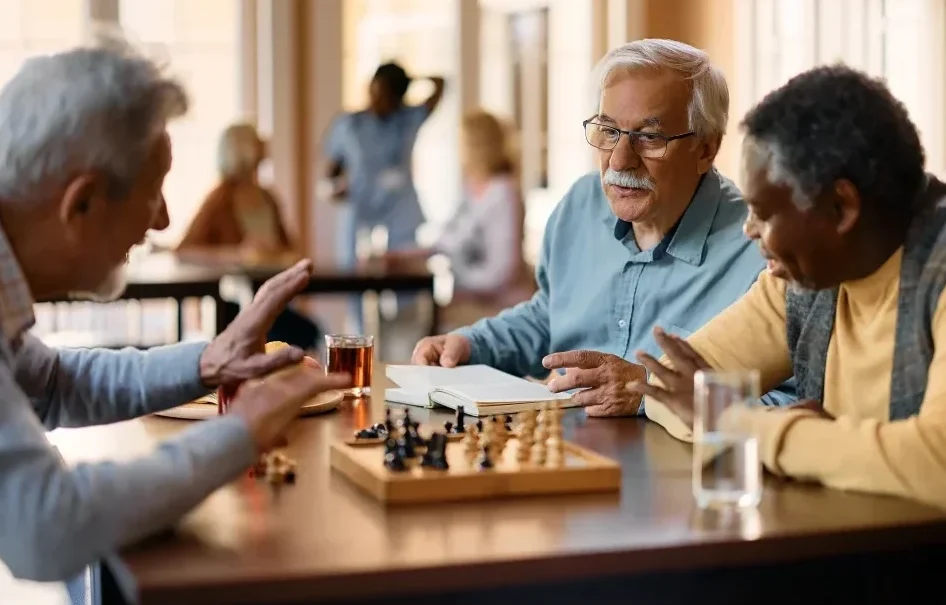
583;119;696;159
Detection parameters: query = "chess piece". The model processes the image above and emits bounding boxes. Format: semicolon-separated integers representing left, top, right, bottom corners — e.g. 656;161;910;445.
531;404;549;465
477;445;494;470
420;433;450;470
454;405;466;434
371;422;388;436
476;419;483;432
504;414;513;432
443;420;454;434
384;408;394;435
383;437;407;472
463;425;479;463
545;403;566;466
516;410;537;463
406;421;424;449
493;416;509;454
354;427;379;439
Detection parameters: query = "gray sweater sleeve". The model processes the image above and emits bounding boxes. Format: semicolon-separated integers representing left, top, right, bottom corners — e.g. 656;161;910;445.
0;341;258;582
14;335;212;429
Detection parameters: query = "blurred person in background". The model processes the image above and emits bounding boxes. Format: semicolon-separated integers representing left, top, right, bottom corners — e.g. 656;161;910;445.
323;62;445;330
0;39;349;602
411;39;796;415
383;109;535;328
176;122;323;353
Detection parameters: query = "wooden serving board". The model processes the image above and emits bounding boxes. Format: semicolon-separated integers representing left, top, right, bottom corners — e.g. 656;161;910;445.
330;435;621;504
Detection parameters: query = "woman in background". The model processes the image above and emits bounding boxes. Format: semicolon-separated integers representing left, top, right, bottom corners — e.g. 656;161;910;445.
177;122;322;351
385;110;534;320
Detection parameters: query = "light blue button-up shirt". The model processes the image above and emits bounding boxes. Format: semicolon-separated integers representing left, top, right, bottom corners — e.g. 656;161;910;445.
454;168;796;407
324;106;429;253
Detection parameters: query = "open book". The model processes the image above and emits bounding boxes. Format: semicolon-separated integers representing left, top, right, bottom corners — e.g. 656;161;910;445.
384;364;576;417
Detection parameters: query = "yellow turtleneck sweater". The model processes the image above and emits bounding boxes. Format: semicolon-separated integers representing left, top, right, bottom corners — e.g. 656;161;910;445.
645;248;946;508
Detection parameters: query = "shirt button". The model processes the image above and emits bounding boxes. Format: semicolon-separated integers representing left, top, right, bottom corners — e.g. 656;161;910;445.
618;319;627;328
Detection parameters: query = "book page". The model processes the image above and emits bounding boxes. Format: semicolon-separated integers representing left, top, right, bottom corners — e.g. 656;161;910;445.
435;382;570;404
385;364;525;391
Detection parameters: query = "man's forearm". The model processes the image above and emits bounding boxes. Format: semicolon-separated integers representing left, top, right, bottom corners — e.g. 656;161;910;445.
16;336;210;429
0;389;256;582
453;293;551;378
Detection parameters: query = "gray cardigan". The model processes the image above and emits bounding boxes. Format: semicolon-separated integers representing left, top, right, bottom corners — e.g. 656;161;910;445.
0;334;256;582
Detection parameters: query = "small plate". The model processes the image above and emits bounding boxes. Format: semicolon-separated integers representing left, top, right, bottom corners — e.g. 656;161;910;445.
154;390;344;420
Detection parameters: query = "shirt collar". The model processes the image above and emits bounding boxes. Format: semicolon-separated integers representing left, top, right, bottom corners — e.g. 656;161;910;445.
0;220;36;347
611;168;723;266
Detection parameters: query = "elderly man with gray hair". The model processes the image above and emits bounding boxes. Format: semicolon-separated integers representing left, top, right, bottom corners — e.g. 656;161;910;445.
412;38;795;414
0;38;350;598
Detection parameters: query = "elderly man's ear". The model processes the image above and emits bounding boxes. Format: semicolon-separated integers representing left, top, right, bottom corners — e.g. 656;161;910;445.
59;173;107;224
695;136;721;174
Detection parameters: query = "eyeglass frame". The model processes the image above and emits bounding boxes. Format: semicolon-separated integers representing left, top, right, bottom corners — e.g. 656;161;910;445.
582;119;697;159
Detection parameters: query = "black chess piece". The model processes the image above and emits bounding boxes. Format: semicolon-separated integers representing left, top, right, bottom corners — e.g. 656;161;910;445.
477;445;494;470
504;414;513;431
372;422;388;436
476;419;483;432
443;420;453;434
420;433;450;470
354;427;378;439
454;405;466;434
383;437;407;472
406;421;425;449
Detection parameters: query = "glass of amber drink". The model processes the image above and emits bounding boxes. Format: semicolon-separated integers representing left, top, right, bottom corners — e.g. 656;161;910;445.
325;334;374;397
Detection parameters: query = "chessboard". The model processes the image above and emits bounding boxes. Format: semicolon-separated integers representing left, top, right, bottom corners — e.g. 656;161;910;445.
330;405;621;504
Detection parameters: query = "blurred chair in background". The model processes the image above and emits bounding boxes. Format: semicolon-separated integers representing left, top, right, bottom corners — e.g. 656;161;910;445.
385;109;535;330
176;122;322;352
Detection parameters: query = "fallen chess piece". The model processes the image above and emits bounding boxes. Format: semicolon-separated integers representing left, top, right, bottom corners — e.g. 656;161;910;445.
252;451;298;485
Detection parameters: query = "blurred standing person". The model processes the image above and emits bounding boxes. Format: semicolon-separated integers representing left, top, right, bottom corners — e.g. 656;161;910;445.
323;62;445;328
385;110;534;326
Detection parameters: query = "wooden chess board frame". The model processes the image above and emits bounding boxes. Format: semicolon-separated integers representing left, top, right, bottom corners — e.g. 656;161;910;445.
330;436;621;504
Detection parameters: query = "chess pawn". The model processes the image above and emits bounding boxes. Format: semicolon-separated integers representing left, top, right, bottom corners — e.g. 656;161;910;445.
477;445;494;471
516;411;537;463
493;416;509;453
545;418;564;466
530;406;549;465
463;425;479;463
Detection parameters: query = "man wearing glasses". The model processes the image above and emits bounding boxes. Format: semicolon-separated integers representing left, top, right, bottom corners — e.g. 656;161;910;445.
411;39;795;415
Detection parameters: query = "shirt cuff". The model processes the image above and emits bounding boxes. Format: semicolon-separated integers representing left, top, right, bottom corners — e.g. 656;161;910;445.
719;406;820;475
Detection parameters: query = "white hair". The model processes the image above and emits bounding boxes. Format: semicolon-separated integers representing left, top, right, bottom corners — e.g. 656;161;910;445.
742;135;814;208
592;38;729;143
217;122;262;180
0;33;188;204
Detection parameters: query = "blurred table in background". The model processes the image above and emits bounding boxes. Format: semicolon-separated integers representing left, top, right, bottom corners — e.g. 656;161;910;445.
48;366;946;605
36;252;438;350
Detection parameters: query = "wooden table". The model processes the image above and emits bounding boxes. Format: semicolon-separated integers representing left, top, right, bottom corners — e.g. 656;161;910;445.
48;368;946;605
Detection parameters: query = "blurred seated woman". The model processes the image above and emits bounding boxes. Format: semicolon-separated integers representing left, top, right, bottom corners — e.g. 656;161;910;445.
384;110;534;328
176;122;322;351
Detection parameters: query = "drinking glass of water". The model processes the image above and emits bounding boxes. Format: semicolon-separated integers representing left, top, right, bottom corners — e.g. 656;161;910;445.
692;370;762;509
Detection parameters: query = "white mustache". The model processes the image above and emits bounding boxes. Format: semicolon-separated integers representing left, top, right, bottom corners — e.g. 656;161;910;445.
604;168;655;190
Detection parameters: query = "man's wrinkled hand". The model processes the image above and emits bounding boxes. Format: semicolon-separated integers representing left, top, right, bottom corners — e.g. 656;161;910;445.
199;259;314;388
411;334;472;367
541;350;646;417
228;366;351;453
626;326;712;427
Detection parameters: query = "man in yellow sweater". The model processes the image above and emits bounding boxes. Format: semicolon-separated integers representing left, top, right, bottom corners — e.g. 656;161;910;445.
629;64;946;509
